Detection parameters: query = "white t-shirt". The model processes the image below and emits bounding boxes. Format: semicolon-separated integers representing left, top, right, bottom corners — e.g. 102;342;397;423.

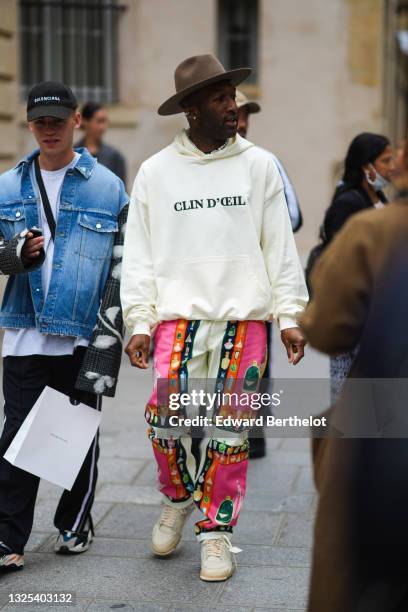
2;152;89;357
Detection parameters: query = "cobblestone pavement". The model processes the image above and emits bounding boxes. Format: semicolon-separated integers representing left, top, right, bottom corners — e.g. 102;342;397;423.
0;334;328;611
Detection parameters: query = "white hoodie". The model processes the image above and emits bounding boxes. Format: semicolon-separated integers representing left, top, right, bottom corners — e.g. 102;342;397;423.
121;130;308;336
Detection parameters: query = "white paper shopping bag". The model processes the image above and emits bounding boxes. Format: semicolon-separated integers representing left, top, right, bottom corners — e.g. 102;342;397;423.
4;386;102;491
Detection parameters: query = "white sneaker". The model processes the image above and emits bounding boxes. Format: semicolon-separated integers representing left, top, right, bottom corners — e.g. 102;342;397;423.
200;533;242;582
152;503;194;556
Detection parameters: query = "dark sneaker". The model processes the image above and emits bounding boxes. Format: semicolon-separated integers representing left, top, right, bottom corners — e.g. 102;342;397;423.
54;516;94;554
0;541;24;572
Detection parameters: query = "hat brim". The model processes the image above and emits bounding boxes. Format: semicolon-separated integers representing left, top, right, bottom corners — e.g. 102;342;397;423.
27;105;75;121
243;101;261;114
158;67;252;116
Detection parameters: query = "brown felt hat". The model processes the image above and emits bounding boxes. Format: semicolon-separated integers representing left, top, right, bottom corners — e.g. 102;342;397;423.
158;54;252;116
235;89;261;114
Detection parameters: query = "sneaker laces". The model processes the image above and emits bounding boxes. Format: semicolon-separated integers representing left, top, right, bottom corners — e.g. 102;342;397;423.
204;534;242;557
160;505;185;529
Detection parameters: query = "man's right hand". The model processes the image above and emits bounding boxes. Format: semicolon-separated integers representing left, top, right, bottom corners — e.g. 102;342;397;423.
22;231;44;262
125;334;151;369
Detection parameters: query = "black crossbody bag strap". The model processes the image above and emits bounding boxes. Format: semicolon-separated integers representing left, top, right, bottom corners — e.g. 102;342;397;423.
34;156;56;241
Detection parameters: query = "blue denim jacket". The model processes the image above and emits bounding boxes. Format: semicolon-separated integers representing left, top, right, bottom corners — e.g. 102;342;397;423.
0;148;128;339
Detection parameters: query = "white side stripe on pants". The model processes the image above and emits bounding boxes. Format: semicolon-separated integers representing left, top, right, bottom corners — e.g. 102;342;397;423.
72;394;101;532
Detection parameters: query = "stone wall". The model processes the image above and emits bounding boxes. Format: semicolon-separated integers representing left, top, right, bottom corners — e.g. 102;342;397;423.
9;0;387;253
0;0;18;303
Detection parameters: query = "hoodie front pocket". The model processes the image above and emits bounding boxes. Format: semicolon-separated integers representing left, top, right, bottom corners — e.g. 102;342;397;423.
156;255;272;320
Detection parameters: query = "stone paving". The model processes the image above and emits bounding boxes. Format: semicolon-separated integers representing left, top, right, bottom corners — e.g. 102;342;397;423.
0;335;328;611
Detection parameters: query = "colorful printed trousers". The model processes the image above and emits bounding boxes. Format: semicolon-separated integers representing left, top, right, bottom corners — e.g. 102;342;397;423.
145;319;267;538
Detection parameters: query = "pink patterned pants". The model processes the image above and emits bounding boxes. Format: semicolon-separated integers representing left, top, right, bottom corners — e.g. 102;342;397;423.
145;319;267;537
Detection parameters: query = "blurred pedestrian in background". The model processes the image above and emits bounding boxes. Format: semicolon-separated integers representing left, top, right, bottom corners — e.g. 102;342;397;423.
300;147;408;612
236;90;303;232
323;133;393;240
235;89;303;458
307;133;396;403
78;102;127;185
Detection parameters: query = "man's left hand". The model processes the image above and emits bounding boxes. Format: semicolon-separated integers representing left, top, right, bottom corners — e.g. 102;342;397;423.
281;327;306;365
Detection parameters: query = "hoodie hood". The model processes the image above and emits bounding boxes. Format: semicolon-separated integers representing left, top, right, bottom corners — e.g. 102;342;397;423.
173;129;254;162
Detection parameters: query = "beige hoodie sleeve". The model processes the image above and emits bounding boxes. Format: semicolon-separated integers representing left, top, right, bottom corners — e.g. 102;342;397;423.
120;165;158;337
261;159;309;329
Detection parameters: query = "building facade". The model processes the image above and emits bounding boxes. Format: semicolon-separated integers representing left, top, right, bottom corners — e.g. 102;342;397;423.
0;0;400;253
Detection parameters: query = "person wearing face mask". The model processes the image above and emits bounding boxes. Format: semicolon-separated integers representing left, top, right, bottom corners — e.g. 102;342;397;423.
323;133;394;241
320;133;396;401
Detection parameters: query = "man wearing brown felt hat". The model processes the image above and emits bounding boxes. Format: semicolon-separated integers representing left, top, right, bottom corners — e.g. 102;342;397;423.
121;54;308;582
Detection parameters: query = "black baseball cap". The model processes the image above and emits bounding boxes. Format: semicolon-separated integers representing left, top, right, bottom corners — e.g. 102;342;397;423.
27;81;78;121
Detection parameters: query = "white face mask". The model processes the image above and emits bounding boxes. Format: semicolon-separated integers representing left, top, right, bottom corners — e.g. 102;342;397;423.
365;164;389;192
